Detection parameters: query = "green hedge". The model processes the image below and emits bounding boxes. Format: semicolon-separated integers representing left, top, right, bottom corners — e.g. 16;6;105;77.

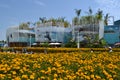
1;47;80;53
1;47;120;53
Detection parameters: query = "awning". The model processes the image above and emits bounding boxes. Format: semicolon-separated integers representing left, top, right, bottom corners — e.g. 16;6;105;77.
49;43;61;45
32;43;37;45
115;43;120;45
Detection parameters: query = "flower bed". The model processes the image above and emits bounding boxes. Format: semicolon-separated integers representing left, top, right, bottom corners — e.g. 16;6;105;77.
0;47;112;53
0;52;120;79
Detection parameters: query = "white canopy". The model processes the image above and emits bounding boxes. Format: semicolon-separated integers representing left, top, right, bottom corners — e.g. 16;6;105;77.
49;43;61;45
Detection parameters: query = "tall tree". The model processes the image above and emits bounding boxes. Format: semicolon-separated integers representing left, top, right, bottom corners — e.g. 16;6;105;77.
39;17;46;23
88;7;93;24
36;21;41;27
96;9;103;21
27;22;30;26
49;18;56;26
75;9;81;17
74;9;81;25
89;7;92;15
86;7;92;15
64;21;69;27
58;17;65;22
73;17;78;25
104;13;110;25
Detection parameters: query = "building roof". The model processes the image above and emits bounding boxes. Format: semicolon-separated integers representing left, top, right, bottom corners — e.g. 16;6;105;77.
15;30;35;34
114;20;120;25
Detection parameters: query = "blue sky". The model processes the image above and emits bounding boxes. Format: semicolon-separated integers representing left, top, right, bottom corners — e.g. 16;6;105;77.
0;0;120;40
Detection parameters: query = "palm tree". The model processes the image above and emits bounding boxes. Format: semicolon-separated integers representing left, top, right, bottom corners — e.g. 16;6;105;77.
96;9;104;40
88;7;95;37
75;9;81;17
104;13;109;25
58;17;65;22
26;22;36;30
88;7;93;24
19;22;29;30
36;21;41;27
64;21;69;27
49;18;56;26
96;9;103;23
27;22;30;26
74;9;81;25
89;7;92;15
57;17;67;27
73;17;78;26
79;7;93;25
39;17;46;23
85;7;92;15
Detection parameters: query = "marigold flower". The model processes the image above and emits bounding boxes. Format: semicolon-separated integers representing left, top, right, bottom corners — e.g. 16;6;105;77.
109;78;113;80
12;71;16;75
22;75;28;79
91;74;94;78
30;75;34;79
14;77;21;80
41;76;45;79
54;74;58;78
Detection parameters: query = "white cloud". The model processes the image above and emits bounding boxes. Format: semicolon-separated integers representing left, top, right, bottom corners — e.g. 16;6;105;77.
0;4;10;9
95;0;120;9
94;0;120;20
34;0;46;7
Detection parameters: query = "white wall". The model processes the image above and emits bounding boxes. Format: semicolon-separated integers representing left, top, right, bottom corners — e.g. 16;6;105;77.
99;20;104;39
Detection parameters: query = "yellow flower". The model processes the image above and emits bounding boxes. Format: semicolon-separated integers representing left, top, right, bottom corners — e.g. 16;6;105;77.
54;74;58;78
1;67;6;71
90;74;94;78
85;76;90;80
52;67;56;71
7;67;11;71
40;70;45;73
37;78;40;80
7;74;11;78
113;75;117;78
53;78;57;80
59;77;63;80
14;77;21;80
23;67;27;71
15;66;20;70
0;74;5;79
12;71;16;75
22;75;28;79
19;69;24;73
109;78;113;80
95;75;101;79
30;75;34;80
41;76;45;79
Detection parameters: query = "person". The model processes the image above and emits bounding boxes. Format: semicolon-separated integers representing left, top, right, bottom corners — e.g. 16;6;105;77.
44;47;47;54
90;48;94;53
4;44;8;48
108;46;112;52
22;48;27;53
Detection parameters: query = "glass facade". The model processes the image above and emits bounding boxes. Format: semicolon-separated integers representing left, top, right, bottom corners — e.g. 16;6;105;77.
7;21;105;47
35;26;72;43
6;27;35;46
104;25;120;45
